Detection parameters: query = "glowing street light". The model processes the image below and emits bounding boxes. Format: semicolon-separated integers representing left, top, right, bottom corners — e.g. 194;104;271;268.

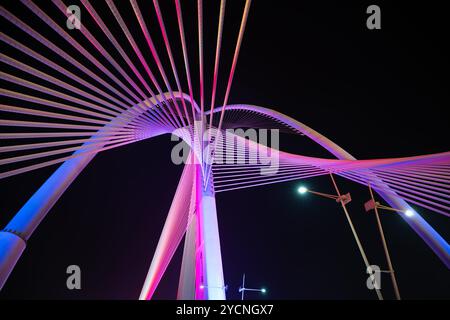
404;209;414;217
364;199;415;218
297;186;308;194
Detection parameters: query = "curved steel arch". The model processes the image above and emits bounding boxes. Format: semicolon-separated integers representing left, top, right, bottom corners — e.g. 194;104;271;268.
0;99;448;294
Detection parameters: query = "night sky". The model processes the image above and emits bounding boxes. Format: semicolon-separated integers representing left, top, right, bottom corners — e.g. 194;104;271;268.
1;1;449;299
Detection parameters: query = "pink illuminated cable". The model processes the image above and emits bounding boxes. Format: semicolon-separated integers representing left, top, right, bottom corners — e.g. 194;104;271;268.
337;171;450;216
365;166;450;189
215;171;326;193
1;53;121;114
350;170;450;205
371;169;450;189
1;72;157;131
39;13;172;129
375;167;450;182
337;172;450;217
0;110;144;133
212;163;313;171
389;165;450;175
152;0;192;127
340;172;450;211
206;0;252;181
0;31;164;131
105;0;182;129
174;0;198;119
20;0;143;104
0;132;131;140
52;0;148;100
0;54;156;127
0;136;135;166
400;166;450;177
51;1;167;129
51;0;149;105
214;169;325;188
0;137;142;180
0;8;135;106
0;105;152;138
1;89;112;120
0;105;109;126
370;171;450;196
208;0;226;134
1;72;122;117
0;32;137;112
0;94;153;135
213;167;325;182
0;119;133;131
197;0;205;163
215;0;253;131
78;0;172;128
0;47;161;130
373;168;449;184
130;0;187;129
204;0;227;180
351;172;450;206
0;135;137;153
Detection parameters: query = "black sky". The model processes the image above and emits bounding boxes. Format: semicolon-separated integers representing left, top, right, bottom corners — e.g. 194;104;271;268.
0;1;449;299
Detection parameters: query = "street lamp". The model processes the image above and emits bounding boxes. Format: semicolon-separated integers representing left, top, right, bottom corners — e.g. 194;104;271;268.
296;174;383;301
238;274;266;300
364;198;415;217
297;184;352;204
363;183;404;300
297;186;308;194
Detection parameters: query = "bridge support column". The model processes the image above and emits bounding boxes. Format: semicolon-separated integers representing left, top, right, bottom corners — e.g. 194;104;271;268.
178;164;226;300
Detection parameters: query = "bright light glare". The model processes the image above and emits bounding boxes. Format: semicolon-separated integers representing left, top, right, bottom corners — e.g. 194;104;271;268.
298;186;308;194
261;288;267;293
404;209;414;217
200;284;205;289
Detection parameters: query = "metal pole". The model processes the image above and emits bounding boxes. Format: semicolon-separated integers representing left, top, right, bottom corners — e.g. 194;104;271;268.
368;184;401;300
329;173;383;300
241;273;245;300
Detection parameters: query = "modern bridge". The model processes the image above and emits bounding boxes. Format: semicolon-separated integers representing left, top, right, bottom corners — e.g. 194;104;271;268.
0;0;449;300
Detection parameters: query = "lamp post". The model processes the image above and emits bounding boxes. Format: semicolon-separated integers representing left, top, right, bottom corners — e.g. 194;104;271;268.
297;173;384;301
364;183;403;300
238;274;266;300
